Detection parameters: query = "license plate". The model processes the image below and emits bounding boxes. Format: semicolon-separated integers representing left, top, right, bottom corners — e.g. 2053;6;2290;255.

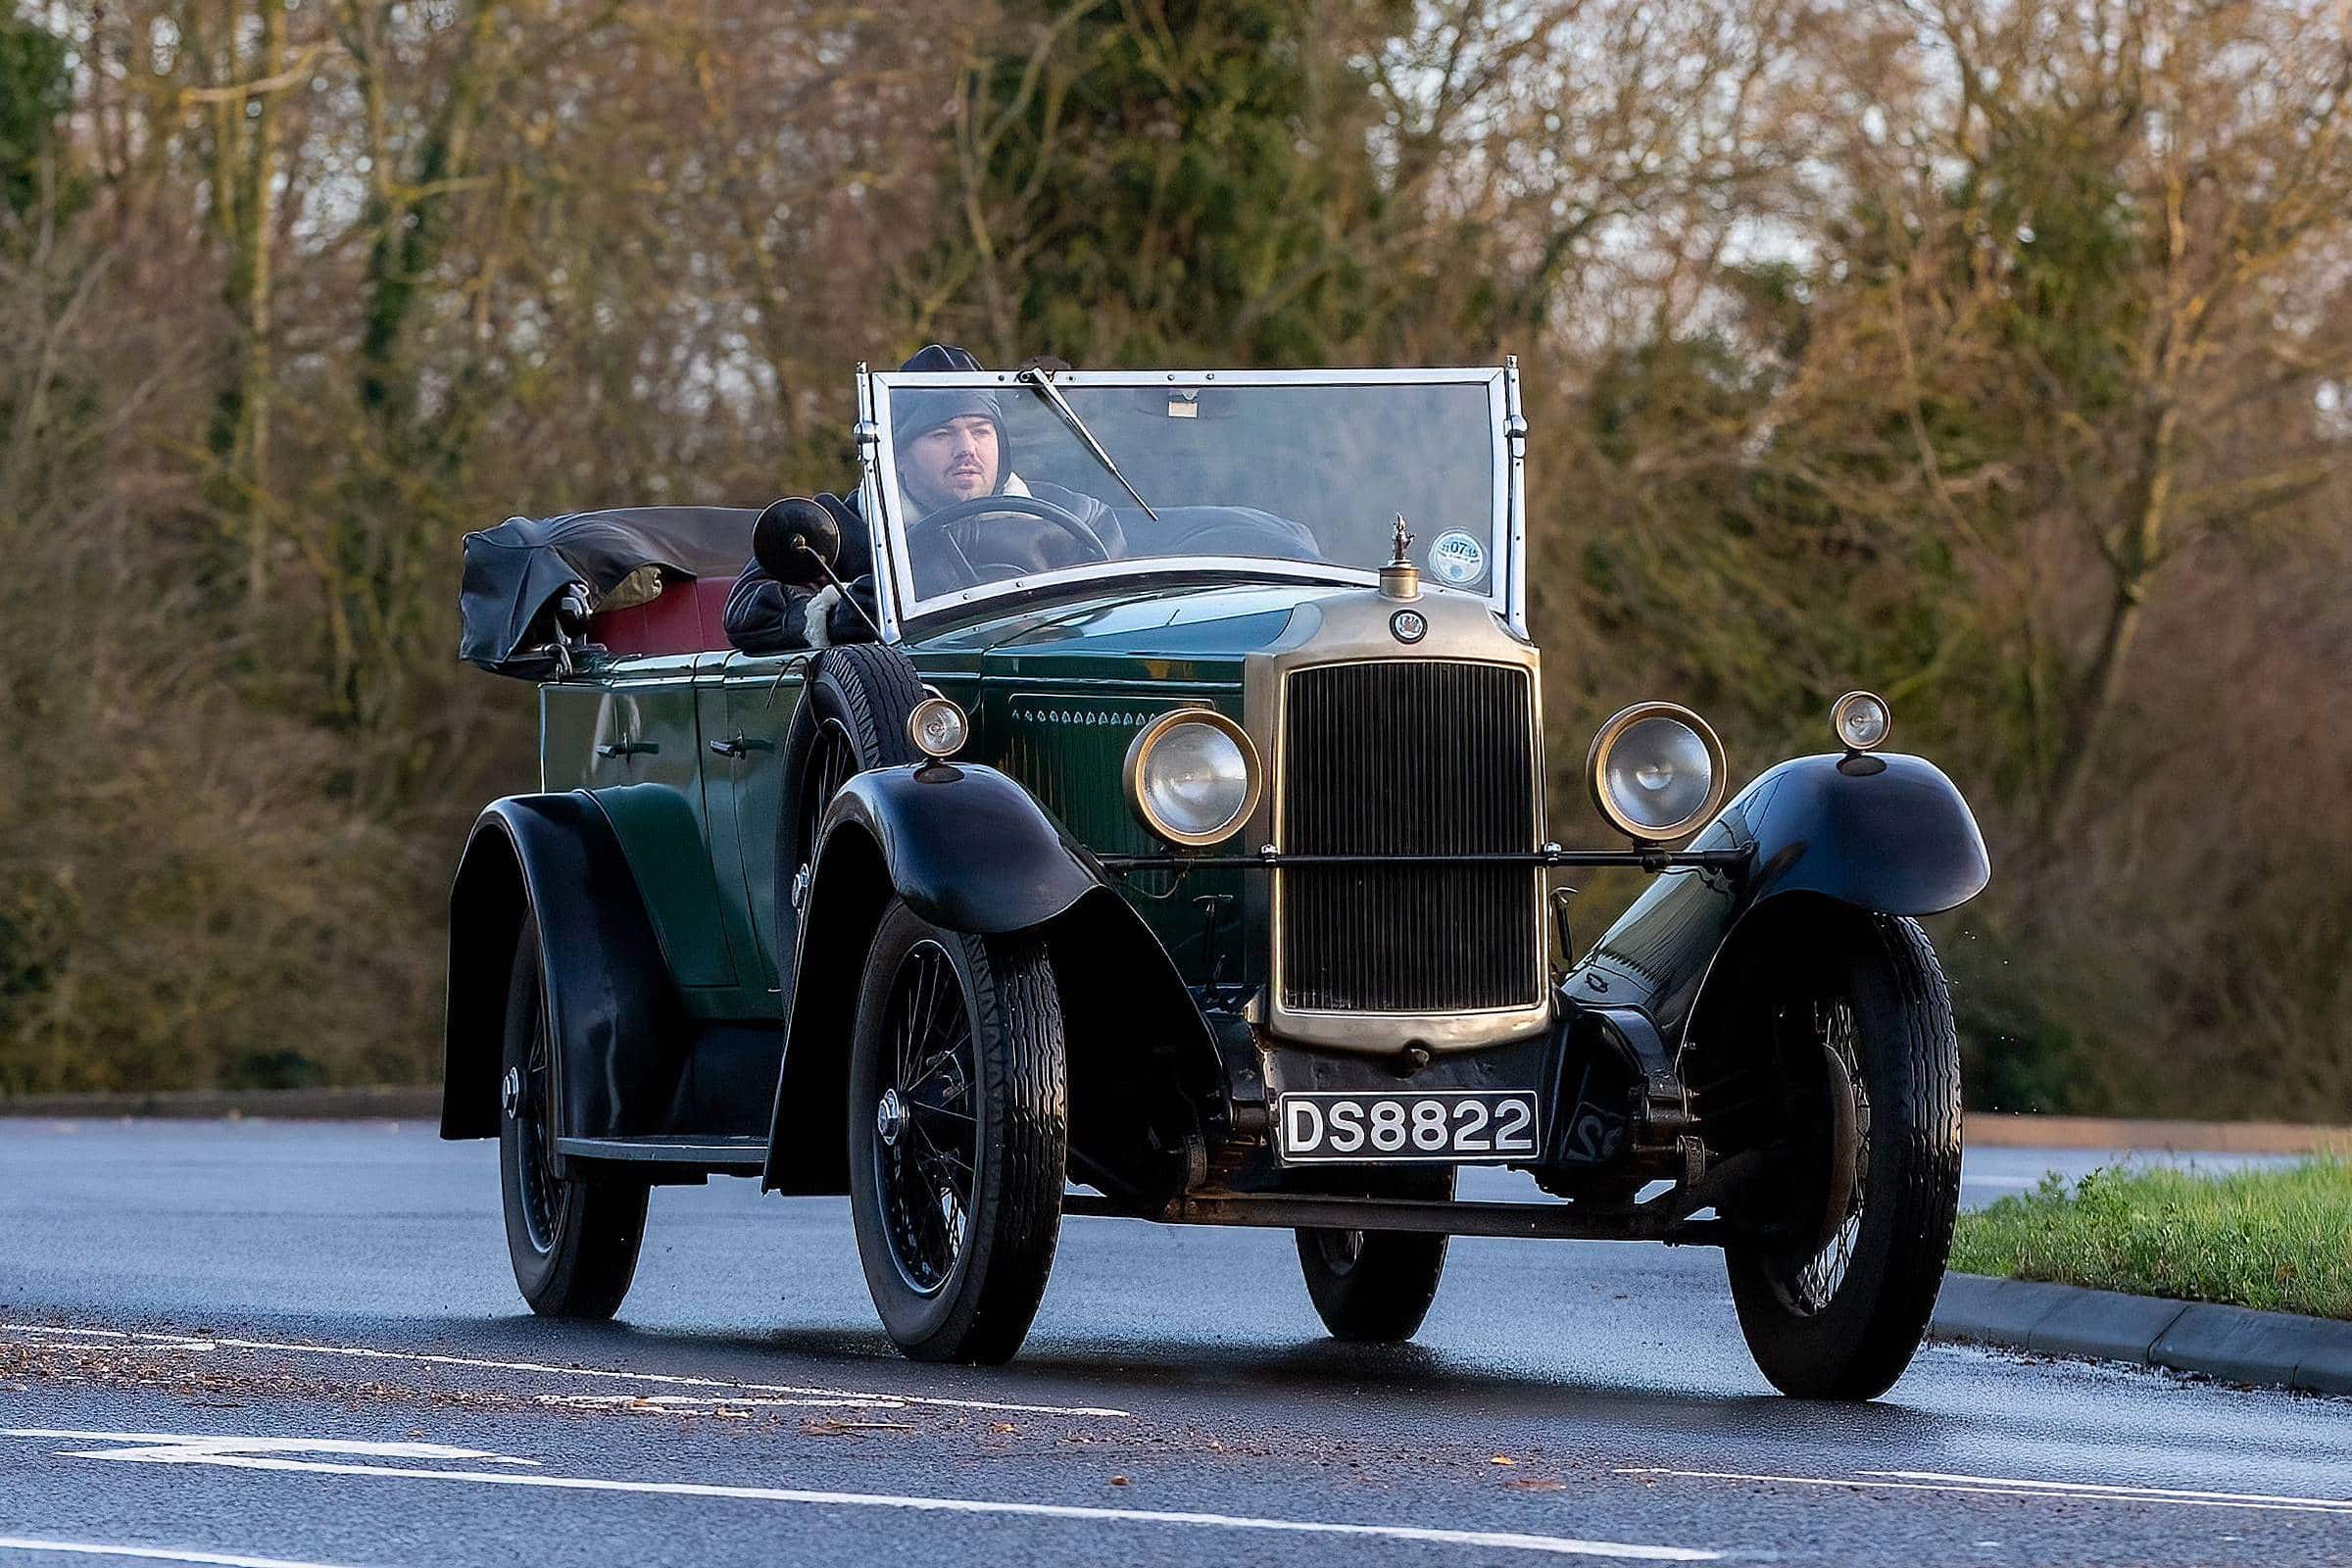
1276;1091;1540;1164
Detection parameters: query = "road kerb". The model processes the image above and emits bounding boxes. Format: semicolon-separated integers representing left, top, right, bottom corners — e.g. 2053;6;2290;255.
1963;1113;2351;1153
1932;1272;2352;1396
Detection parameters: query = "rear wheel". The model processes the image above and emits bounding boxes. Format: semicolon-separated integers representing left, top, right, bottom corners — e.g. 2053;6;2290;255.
846;900;1067;1363
1294;1167;1455;1343
1713;911;1961;1399
498;909;650;1318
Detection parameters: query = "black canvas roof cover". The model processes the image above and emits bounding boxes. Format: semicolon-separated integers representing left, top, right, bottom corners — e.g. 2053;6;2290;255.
459;505;754;677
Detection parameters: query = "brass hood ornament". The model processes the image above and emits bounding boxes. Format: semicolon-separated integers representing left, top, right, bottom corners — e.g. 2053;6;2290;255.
1378;514;1421;601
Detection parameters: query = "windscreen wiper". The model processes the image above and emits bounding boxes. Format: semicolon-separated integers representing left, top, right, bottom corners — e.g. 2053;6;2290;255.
1016;367;1160;522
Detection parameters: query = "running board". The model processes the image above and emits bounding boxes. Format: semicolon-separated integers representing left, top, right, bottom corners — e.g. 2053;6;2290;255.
554;1135;765;1177
1062;1191;1729;1245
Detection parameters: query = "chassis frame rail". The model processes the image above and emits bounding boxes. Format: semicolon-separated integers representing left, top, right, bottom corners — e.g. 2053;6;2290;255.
1063;1190;1730;1246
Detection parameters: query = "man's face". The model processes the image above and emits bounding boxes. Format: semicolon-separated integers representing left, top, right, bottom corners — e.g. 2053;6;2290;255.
898;416;1001;514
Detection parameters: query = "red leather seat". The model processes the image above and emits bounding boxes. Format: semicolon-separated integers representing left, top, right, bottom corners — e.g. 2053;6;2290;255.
590;575;738;657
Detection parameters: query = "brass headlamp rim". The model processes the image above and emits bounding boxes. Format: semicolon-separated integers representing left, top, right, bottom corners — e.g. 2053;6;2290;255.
1584;701;1729;843
1123;706;1263;849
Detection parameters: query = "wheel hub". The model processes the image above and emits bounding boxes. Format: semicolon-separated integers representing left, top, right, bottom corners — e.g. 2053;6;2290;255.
875;1087;906;1149
501;1066;521;1119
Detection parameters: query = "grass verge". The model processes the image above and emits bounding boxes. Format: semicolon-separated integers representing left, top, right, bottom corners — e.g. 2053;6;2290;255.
1950;1159;2352;1322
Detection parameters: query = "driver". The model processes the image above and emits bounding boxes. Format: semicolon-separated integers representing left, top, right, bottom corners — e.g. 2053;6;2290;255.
723;345;1118;653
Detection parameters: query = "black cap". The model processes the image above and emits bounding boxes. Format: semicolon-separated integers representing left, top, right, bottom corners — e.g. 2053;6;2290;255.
891;343;1005;455
901;344;985;374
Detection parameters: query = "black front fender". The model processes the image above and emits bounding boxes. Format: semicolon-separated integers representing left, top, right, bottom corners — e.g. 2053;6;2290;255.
1569;752;1988;1044
760;761;1108;1193
826;761;1102;933
442;794;688;1146
1733;751;1989;914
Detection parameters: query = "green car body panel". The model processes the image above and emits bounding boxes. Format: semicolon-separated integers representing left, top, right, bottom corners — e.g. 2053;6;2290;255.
538;582;1298;1020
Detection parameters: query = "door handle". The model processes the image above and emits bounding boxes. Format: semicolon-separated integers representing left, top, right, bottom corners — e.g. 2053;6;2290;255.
596;739;658;759
709;734;774;759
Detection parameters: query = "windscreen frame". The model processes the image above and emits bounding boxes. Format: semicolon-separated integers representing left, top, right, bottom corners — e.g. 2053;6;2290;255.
859;366;1518;639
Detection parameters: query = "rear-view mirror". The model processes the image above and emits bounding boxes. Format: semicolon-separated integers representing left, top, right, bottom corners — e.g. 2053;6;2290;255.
753;496;842;587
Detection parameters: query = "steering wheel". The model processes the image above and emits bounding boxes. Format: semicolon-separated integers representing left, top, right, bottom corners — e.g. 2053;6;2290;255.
905;493;1111;580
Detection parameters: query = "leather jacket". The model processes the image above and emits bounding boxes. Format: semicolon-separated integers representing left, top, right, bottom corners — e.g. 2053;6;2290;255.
723;480;1119;654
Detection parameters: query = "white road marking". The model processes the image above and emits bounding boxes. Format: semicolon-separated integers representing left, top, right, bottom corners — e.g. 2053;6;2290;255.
536;1394;895;1413
1867;1471;2352;1510
0;1537;362;1568
7;1434;539;1466
0;1324;1125;1419
11;1430;1718;1561
1619;1467;2352;1516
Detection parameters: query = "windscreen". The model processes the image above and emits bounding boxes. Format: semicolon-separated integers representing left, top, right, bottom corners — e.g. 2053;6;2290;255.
870;374;1505;618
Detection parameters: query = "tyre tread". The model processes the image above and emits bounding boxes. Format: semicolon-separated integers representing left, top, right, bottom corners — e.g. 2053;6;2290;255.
818;644;925;769
1725;909;1961;1399
958;934;1067;1362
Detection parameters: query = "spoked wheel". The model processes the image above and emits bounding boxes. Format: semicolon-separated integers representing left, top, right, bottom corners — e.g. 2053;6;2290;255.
847;899;1066;1363
1712;909;1962;1399
871;939;978;1295
1762;995;1871;1314
498;909;649;1318
1295;1166;1455;1343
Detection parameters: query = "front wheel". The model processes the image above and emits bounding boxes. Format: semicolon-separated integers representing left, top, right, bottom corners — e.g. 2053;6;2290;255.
1718;912;1962;1399
846;900;1067;1364
498;909;650;1318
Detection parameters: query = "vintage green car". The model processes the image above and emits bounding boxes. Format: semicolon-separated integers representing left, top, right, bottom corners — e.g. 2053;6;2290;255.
443;362;1990;1398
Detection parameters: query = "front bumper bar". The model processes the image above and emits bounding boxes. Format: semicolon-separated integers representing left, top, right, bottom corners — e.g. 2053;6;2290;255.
1097;846;1753;875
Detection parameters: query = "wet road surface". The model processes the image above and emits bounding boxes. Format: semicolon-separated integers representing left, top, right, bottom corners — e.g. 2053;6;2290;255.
1;1120;2344;1567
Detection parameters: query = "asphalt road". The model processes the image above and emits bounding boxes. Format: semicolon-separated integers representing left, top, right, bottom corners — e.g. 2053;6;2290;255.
1;1120;2345;1568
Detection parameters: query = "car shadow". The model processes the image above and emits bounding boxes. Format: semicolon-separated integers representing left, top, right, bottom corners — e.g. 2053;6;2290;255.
511;1314;1963;1450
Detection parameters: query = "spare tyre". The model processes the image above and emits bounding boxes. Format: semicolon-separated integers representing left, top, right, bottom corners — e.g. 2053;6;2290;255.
773;643;928;955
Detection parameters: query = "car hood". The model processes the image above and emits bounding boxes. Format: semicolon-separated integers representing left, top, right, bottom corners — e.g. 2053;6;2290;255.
913;578;1525;688
924;582;1356;662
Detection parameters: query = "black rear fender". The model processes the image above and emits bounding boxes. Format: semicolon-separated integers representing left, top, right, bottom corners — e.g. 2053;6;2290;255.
443;795;689;1145
760;763;1213;1200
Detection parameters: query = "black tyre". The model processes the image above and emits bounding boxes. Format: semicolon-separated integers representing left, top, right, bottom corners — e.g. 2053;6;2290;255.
1295;1167;1455;1343
777;644;925;921
1716;911;1962;1399
846;899;1067;1363
498;909;650;1318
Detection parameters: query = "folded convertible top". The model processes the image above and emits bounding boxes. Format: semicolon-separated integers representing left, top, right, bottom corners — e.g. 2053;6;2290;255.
459;506;754;677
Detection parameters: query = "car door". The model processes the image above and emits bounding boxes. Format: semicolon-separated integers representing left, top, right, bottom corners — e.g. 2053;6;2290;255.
549;654;751;1000
703;652;807;1002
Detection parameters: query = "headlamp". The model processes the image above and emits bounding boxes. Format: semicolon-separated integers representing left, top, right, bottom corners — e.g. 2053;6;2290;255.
906;696;969;760
1831;690;1890;753
1124;709;1261;848
1585;702;1728;842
